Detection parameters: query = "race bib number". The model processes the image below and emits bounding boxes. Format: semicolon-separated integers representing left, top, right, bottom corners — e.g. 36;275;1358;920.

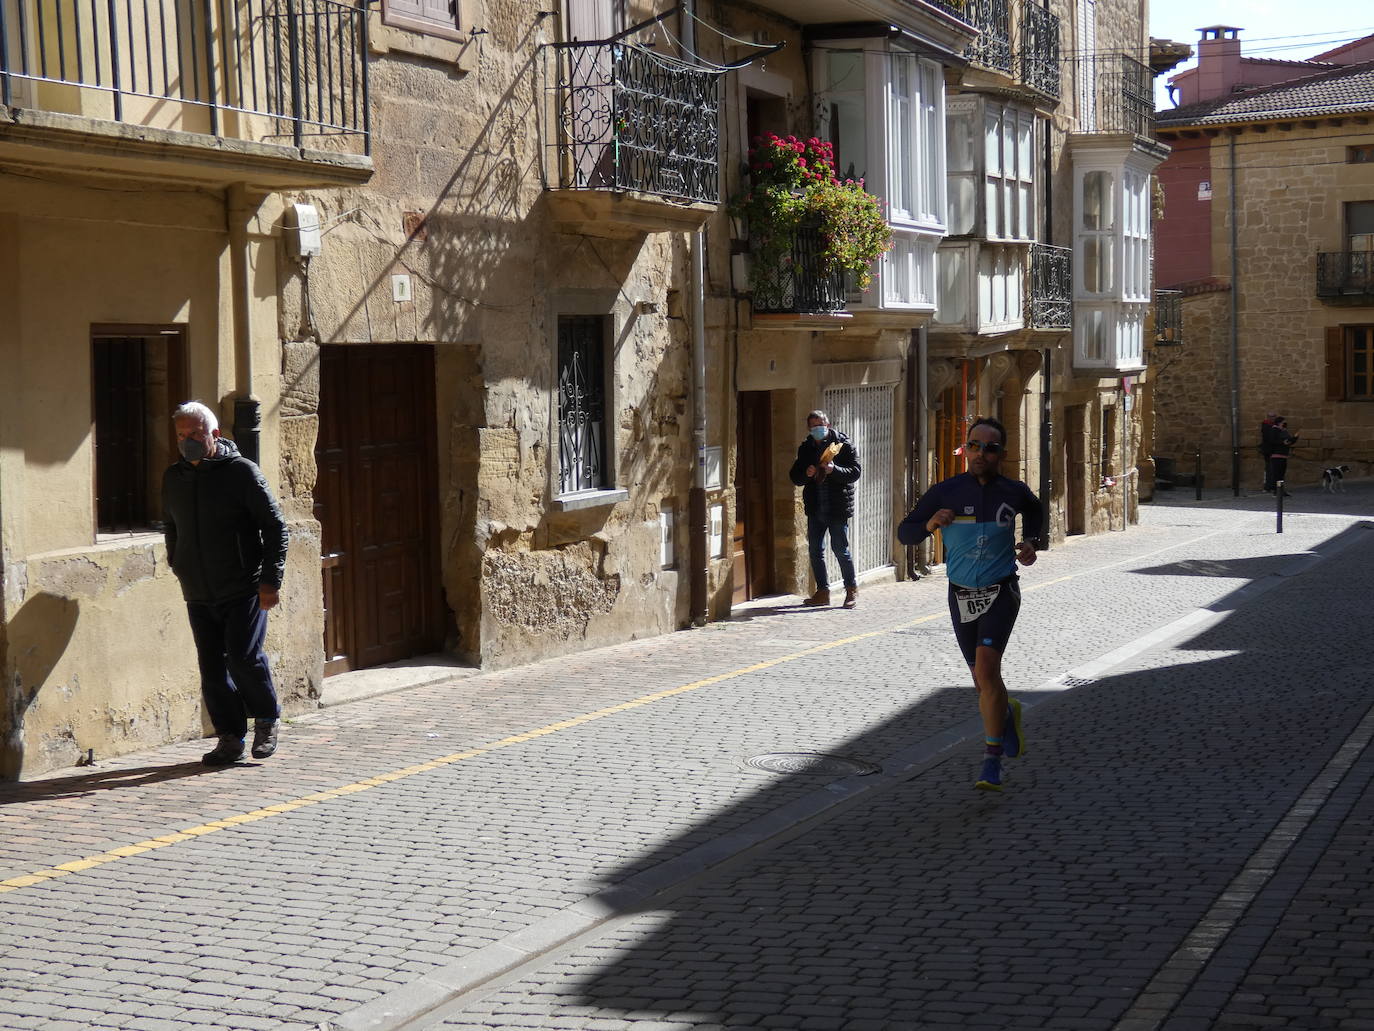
954;584;1000;623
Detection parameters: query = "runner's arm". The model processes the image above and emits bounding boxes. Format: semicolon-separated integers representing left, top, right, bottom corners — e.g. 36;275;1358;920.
897;488;945;546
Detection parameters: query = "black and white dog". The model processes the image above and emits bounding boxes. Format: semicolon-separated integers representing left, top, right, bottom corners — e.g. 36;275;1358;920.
1321;465;1351;493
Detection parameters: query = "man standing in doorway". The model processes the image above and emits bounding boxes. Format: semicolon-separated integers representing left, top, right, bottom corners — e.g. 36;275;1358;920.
162;401;289;766
898;417;1044;791
789;410;862;609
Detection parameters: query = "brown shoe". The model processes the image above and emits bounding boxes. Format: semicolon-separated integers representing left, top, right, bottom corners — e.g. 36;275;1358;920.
842;587;858;609
802;589;831;607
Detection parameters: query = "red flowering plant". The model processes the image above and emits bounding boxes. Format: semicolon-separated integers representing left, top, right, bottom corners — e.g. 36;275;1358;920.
728;134;891;292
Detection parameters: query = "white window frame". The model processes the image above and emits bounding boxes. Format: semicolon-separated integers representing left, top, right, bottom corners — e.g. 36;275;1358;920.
815;40;947;312
946;96;1038;243
1077;0;1097;132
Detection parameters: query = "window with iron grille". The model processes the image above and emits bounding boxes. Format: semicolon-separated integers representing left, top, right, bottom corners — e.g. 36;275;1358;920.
557;315;609;494
92;328;187;534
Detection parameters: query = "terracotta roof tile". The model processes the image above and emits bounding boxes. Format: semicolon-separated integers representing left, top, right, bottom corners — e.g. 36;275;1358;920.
1157;59;1374;126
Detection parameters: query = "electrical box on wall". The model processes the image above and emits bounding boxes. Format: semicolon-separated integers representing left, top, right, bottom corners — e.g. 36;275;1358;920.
285;203;322;258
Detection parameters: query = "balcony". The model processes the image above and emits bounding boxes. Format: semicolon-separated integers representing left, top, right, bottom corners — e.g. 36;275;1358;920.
1074;53;1154;139
1028;243;1072;330
1154;289;1183;344
1018;3;1061;100
0;0;372;187
1316;251;1374;302
749;226;850;328
963;0;1012;75
543;41;719;238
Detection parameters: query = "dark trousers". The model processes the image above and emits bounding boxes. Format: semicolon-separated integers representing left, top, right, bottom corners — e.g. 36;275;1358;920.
807;513;857;591
186;594;280;739
1265;456;1288;491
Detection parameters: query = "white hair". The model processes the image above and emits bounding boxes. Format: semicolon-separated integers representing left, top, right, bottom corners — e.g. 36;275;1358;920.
172;401;218;434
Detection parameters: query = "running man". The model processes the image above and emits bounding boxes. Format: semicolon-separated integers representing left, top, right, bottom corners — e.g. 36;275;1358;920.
897;417;1045;791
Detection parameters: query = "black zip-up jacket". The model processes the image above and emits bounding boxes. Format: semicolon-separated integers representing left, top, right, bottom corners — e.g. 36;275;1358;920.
162;438;289;604
789;429;861;523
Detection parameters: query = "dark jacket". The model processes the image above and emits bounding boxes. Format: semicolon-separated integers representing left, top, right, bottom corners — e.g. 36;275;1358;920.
1264;428;1297;459
789;429;861;522
162;438;289;605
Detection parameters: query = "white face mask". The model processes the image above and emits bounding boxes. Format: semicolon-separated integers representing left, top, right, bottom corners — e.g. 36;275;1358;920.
809;426;828;441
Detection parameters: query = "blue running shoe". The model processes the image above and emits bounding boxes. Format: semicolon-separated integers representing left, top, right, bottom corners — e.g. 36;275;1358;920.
1002;697;1025;759
975;756;1003;791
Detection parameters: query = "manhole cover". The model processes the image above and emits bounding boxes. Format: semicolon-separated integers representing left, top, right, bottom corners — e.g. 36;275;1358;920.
1062;676;1097;688
741;753;881;777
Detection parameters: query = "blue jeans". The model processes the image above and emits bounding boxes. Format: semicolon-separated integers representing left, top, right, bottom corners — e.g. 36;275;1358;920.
186;593;280;738
807;514;856;591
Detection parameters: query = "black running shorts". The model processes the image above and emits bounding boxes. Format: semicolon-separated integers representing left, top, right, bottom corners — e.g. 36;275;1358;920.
947;575;1022;667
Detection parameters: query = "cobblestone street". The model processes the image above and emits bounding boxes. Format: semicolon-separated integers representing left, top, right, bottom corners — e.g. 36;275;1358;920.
2;484;1372;1031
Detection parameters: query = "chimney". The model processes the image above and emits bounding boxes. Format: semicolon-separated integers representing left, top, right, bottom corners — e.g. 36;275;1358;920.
1195;26;1243;102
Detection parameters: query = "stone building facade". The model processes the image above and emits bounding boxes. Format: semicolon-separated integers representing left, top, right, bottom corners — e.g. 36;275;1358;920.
1153;28;1374;491
2;0;1173;778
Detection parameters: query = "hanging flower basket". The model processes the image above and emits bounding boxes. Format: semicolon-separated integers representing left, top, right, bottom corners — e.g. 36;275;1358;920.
729;135;892;295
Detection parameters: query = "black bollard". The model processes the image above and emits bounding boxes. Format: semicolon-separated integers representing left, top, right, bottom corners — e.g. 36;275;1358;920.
1195;450;1203;502
1276;479;1284;534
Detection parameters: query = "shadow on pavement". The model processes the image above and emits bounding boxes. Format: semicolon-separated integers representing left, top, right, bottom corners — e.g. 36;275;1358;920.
0;760;236;804
535;529;1372;1029
1130;553;1312;580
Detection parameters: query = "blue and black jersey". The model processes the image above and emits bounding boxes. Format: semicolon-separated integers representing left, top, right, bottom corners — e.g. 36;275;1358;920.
897;473;1044;588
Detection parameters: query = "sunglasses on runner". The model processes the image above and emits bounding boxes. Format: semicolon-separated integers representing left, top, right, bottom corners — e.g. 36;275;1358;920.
964;440;1004;455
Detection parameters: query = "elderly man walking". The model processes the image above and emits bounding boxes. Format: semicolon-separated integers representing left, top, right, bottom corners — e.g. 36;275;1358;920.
162;401;289;766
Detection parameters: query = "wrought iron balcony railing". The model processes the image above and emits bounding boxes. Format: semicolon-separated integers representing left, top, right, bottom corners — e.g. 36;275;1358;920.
964;0;1012;74
1075;53;1154;138
0;0;370;152
548;42;719;205
751;226;847;317
1018;3;1061;99
1316;251;1374;298
918;0;976;24
1154;289;1183;344
1028;243;1072;329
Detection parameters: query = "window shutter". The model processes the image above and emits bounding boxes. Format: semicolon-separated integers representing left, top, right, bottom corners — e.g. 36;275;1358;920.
1325;327;1346;401
419;0;456;29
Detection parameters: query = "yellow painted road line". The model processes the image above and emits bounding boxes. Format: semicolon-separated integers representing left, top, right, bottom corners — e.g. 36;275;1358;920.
0;526;1227;897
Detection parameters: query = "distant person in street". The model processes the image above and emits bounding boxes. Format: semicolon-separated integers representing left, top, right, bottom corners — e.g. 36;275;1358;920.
897;417;1044;792
789;410;861;609
162;401;289;767
1264;415;1298;497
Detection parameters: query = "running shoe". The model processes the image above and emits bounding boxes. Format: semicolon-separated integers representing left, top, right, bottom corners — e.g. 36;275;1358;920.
1002;697;1025;759
974;756;1003;791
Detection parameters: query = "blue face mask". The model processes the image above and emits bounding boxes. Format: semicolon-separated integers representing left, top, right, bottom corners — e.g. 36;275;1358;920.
809;426;828;441
178;436;209;462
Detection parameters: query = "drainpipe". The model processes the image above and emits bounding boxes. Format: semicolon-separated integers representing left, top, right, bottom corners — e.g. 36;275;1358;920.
1227;133;1241;496
910;326;930;576
228;183;261;465
684;1;708;627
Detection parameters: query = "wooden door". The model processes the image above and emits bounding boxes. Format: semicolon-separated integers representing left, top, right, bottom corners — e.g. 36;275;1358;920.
315;345;443;675
733;391;775;604
1065;404;1086;535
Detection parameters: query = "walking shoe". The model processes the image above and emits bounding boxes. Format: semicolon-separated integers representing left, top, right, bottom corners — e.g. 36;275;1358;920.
202;735;245;766
802;589;831;607
974;756;1004;791
251;719;279;759
1002;697;1025;759
842;587;858;609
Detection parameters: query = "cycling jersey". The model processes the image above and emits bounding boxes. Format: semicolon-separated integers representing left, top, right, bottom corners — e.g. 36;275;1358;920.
897;473;1044;588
